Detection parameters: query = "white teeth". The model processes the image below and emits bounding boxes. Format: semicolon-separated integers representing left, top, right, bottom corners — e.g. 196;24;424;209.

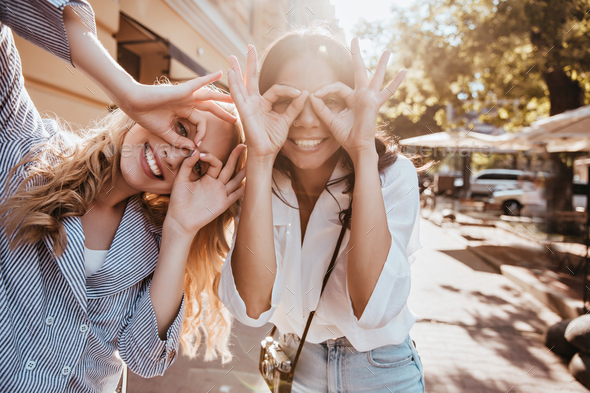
144;144;162;177
293;139;323;148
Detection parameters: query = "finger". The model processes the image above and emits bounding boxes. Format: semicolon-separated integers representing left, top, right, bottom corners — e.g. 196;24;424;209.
368;50;391;91
176;148;201;182
313;82;353;101
194;101;237;123
226;185;245;206
284;90;310;123
245;45;260;95
194;88;233;103
229;55;249;100
183;71;223;95
377;69;407;105
226;167;246;194
351;37;369;89
193;119;207;147
199;153;224;179
227;62;247;109
219;144;246;184
262;84;302;104
309;94;333;125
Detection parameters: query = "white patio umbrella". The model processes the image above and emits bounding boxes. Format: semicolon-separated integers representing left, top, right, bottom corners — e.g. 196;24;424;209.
523;105;590;152
399;129;519;153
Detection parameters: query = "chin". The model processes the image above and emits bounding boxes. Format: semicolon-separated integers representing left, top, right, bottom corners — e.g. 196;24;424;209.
287;156;331;170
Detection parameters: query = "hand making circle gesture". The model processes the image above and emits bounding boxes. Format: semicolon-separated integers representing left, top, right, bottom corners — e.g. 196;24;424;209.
309;37;407;157
165;144;246;237
122;71;237;151
227;46;309;160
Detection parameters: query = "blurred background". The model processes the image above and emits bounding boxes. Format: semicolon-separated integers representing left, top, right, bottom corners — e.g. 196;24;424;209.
16;0;590;391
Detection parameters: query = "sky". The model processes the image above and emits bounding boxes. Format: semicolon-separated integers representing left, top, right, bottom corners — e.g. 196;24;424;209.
331;0;417;49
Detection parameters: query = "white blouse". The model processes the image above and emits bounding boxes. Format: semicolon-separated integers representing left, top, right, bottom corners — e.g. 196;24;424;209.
219;154;423;352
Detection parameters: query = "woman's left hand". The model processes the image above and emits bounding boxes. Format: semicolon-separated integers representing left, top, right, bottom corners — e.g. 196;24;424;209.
164;144;246;238
120;72;237;150
310;37;407;157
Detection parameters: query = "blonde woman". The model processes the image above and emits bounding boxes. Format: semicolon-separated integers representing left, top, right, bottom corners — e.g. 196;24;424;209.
0;1;243;391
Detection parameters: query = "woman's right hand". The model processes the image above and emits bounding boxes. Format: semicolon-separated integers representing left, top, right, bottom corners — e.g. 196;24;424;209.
164;144;246;238
227;46;309;160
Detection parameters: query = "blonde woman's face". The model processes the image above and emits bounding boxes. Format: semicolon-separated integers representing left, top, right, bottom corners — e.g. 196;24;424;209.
120;110;235;194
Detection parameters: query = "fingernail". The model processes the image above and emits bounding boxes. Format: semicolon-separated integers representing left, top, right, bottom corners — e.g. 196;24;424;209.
200;153;206;158
197;140;202;147
191;149;198;157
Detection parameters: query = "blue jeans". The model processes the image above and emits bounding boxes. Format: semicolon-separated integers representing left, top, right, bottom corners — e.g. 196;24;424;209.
278;332;425;393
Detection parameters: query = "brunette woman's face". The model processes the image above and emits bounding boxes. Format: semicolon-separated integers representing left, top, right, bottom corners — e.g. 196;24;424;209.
120;110;235;194
272;55;346;170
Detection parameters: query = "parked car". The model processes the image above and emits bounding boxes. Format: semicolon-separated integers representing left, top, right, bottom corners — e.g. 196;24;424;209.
467;169;523;199
489;181;588;216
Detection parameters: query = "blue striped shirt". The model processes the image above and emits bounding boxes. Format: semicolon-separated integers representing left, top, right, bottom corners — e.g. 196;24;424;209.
0;1;185;392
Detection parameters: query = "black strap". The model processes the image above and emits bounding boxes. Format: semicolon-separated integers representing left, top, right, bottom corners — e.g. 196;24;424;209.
290;224;347;373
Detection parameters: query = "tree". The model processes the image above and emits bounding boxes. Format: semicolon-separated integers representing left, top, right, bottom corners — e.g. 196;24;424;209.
358;0;590;212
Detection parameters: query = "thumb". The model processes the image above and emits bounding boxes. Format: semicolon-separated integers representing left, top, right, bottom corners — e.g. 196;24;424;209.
176;148;200;183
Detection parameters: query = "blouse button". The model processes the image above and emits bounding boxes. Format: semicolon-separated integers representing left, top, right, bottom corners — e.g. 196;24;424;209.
79;324;89;333
61;366;71;376
25;360;36;371
45;316;54;326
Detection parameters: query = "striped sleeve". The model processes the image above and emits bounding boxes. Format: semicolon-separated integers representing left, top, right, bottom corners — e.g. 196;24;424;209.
0;0;96;65
117;281;185;378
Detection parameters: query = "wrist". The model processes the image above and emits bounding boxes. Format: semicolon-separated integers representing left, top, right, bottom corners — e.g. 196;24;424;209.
114;78;142;112
163;217;200;242
348;146;379;166
246;154;276;172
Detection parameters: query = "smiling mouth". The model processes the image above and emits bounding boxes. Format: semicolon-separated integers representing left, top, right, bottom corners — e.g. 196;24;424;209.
290;138;328;148
144;142;163;179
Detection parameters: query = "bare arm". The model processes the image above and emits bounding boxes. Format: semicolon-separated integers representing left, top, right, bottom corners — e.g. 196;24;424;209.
310;37;407;318
226;48;307;319
230;157;277;319
62;5;235;148
150;145;245;338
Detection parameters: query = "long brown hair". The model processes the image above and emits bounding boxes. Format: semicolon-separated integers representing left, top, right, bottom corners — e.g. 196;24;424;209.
0;100;244;363
258;23;430;226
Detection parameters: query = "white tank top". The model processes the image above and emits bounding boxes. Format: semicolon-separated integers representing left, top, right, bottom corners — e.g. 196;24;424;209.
84;245;109;277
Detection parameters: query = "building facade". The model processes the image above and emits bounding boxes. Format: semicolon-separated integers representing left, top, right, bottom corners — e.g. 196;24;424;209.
14;0;339;127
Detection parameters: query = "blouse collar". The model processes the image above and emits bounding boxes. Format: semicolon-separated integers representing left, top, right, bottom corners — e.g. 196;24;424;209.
271;160;351;227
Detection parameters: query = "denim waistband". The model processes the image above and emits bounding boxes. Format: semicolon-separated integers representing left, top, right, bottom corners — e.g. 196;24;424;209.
278;331;413;350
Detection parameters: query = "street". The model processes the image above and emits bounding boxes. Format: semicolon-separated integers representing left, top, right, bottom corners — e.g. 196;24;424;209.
128;218;585;392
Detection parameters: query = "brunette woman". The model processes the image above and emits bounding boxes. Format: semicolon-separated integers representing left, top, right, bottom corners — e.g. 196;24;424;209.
221;26;426;392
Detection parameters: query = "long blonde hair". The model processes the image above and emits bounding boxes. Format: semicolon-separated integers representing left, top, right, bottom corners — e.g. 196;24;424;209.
0;101;244;364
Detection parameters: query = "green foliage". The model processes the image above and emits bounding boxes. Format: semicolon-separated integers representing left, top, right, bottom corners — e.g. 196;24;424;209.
356;0;590;137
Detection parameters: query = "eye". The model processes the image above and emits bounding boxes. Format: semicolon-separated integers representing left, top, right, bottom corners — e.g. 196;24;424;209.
193;161;202;177
275;97;293;106
176;121;188;138
323;97;339;107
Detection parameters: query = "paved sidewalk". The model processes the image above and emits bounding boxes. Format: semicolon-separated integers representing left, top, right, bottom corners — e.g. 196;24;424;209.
128;218;586;392
408;219;585;393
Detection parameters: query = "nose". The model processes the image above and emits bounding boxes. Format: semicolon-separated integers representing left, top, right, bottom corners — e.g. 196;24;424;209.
155;143;190;171
294;96;320;129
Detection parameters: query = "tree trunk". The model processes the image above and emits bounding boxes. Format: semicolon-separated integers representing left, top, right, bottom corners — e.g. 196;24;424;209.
540;68;583;233
542;68;584;116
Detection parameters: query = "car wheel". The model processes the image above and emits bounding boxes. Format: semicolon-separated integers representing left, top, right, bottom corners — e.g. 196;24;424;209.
502;200;521;216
